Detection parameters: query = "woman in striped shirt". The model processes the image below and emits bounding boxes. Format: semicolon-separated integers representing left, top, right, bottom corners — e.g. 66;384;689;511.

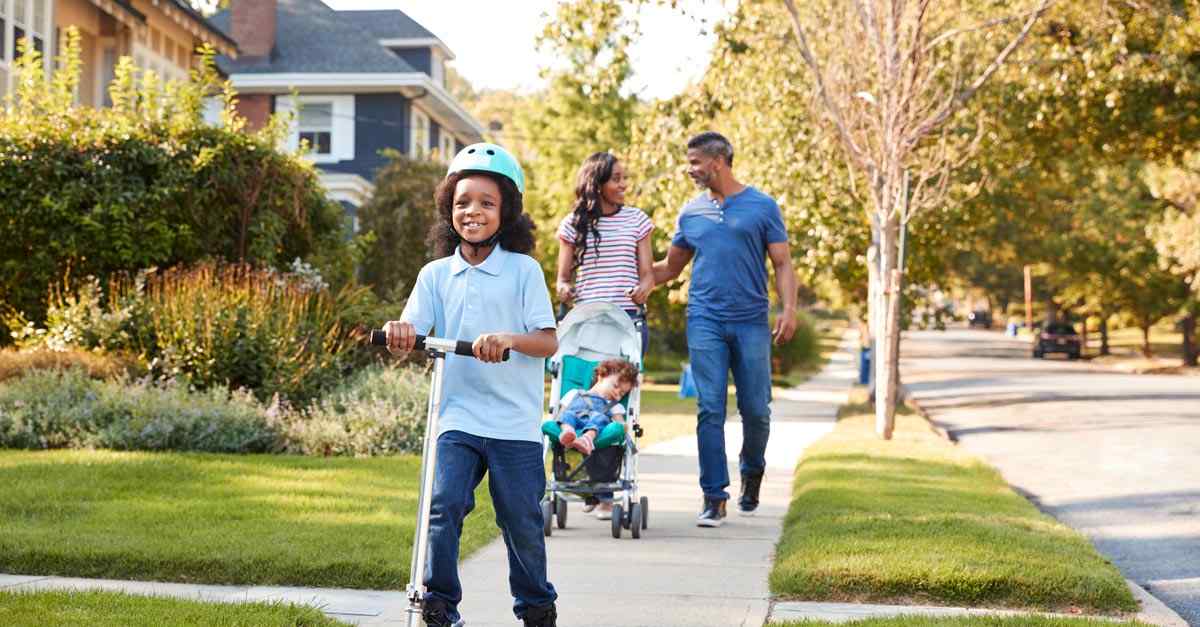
555;151;655;520
555;151;655;355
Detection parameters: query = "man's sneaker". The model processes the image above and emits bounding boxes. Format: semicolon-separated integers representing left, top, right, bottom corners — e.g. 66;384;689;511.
422;598;465;627
739;471;764;516
696;497;727;527
522;603;557;627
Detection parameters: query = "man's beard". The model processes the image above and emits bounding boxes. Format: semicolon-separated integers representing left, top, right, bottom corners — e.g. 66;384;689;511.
690;172;711;189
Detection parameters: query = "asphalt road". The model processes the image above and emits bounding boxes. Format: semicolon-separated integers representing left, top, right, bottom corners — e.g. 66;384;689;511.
899;329;1200;625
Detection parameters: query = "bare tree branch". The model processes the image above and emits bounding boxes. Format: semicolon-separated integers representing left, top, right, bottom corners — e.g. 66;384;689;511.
923;6;1047;53
782;0;868;166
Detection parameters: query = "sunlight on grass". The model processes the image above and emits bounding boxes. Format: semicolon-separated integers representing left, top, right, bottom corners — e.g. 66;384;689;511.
775;616;1148;626
0;450;497;590
770;410;1137;615
0;589;348;627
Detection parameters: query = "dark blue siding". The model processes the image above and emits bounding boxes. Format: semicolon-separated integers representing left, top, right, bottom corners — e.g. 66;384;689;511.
430;120;440;151
391;47;432;76
320;93;409;183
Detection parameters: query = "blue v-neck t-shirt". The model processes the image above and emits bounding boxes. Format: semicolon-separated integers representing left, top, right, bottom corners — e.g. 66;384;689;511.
670;186;788;323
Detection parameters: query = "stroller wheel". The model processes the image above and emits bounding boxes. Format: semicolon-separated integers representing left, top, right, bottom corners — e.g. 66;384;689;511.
554;494;568;529
640;496;649;529
630;502;642;539
610;504;623;539
542;500;553;537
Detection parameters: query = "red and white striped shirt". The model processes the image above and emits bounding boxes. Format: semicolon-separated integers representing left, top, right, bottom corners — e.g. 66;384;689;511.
558;207;653;310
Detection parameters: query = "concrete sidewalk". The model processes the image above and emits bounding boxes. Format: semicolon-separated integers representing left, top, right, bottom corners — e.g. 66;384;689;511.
0;335;857;626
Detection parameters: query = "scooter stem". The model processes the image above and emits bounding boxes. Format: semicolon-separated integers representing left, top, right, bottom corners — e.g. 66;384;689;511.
406;352;447;625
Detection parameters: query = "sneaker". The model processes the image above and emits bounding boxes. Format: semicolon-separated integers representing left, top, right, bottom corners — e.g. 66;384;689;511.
594;502;613;520
581;496;598;513
422;598;465;627
696;497;727;527
739;471;764;516
522;603;557;627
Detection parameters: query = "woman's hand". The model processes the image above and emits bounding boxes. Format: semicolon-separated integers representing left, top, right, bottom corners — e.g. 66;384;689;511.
629;277;654;305
473;333;515;363
556;281;575;305
383;320;417;357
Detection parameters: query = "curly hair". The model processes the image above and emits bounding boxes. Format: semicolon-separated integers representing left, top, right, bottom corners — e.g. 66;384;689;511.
592;358;639;387
427;170;536;258
569;152;619;270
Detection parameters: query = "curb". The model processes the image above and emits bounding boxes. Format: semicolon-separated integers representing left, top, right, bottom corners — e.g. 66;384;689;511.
1126;579;1190;627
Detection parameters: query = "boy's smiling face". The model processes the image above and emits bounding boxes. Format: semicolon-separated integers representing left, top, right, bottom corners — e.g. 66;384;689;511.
452;174;502;244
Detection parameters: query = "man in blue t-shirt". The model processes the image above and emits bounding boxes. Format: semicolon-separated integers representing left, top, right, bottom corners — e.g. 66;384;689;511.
653;131;798;528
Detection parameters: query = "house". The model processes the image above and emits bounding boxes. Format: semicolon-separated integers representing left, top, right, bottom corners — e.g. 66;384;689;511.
3;1;238;105
208;0;485;217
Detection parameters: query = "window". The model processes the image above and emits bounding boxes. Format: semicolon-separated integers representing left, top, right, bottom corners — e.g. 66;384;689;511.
298;103;333;156
411;108;430;158
2;0;54;93
275;95;356;164
439;131;455;163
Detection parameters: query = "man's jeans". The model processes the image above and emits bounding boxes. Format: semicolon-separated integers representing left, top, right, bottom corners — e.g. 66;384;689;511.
686;316;772;501
424;430;557;621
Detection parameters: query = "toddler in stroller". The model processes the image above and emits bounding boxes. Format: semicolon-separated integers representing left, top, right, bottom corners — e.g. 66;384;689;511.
541;302;649;539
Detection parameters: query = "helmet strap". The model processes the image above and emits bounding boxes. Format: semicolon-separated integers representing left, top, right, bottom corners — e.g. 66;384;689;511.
463;227;504;256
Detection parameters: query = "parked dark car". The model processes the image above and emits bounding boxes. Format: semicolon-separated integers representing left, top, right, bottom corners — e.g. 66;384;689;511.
1033;321;1082;359
967;310;993;329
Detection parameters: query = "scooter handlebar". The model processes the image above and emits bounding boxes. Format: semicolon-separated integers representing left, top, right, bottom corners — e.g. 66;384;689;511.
369;330;510;361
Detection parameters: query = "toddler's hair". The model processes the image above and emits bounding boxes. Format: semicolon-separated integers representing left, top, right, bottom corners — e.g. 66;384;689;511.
592;358;638;387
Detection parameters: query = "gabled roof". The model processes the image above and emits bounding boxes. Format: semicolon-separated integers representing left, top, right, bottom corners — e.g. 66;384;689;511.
208;0;419;74
336;10;438;41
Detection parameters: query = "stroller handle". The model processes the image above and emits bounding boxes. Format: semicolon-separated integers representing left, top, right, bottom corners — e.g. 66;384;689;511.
370;330;510;361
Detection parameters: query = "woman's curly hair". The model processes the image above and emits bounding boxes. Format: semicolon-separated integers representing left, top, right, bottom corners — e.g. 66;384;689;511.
428;170;536;258
569;152;619;270
592;358;639;387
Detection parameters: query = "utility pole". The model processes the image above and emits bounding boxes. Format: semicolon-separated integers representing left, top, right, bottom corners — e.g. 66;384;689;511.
1023;265;1033;329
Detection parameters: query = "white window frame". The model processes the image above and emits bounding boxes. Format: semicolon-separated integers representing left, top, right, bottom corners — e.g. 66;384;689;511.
439;131;455;163
297;101;333;157
1;0;54;96
276;95;356;164
410;106;431;158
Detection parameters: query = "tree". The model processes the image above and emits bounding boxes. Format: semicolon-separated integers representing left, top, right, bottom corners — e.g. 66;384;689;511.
356;151;445;302
780;0;1053;438
1144;152;1200;366
514;0;640;280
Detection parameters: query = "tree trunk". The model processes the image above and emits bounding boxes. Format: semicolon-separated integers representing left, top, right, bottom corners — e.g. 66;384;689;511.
1099;316;1110;356
874;215;900;440
1044;295;1057;325
1141;324;1152;358
1080;316;1088;357
1182;313;1196;367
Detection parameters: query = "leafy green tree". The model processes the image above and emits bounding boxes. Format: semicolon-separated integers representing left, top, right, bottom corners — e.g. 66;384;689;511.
1144;151;1200;365
357;151;445;302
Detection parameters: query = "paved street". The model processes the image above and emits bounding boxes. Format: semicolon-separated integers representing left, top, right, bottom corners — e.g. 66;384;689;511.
901;329;1200;625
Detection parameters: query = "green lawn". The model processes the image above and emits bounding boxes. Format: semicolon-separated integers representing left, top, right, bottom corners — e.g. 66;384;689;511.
776;617;1147;627
0;589;347;627
1088;324;1183;359
770;409;1137;615
0;450;497;590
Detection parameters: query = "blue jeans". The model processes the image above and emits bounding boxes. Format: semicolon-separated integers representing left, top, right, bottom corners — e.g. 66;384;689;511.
559;393;616;435
686;316;772;501
424;430;556;621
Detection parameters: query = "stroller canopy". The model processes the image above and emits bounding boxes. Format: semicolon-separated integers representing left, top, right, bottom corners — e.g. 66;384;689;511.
552;302;642;367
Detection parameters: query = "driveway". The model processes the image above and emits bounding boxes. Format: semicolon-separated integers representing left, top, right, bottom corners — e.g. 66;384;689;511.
900;329;1200;625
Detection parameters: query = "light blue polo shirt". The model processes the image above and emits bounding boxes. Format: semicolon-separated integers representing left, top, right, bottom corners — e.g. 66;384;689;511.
400;245;556;443
671;186;788;323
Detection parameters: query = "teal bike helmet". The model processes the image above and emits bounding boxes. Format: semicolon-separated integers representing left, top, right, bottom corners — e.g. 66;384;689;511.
447;142;526;194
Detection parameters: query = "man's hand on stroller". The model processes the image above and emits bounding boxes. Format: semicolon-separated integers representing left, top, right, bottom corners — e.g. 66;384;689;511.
473;333;515;363
383;320;417;357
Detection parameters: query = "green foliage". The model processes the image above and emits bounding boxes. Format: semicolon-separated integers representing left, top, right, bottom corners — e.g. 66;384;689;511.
0;30;352;341
771;310;820;376
357;151;445;300
1144;151;1200;298
0;364;429;456
514;0;639;277
7;263;376;404
0;589;347;627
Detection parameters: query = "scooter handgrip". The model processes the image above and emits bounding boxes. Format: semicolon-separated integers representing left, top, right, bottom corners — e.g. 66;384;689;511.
370;329;387;346
454;340;510;361
369;330;508;361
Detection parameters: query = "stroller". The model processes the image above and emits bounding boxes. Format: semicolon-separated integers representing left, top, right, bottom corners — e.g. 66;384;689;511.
540;302;648;539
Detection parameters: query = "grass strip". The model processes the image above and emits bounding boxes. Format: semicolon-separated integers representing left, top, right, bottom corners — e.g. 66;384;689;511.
775;617;1147;626
770;408;1137;615
0;589;347;627
0;450;496;589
